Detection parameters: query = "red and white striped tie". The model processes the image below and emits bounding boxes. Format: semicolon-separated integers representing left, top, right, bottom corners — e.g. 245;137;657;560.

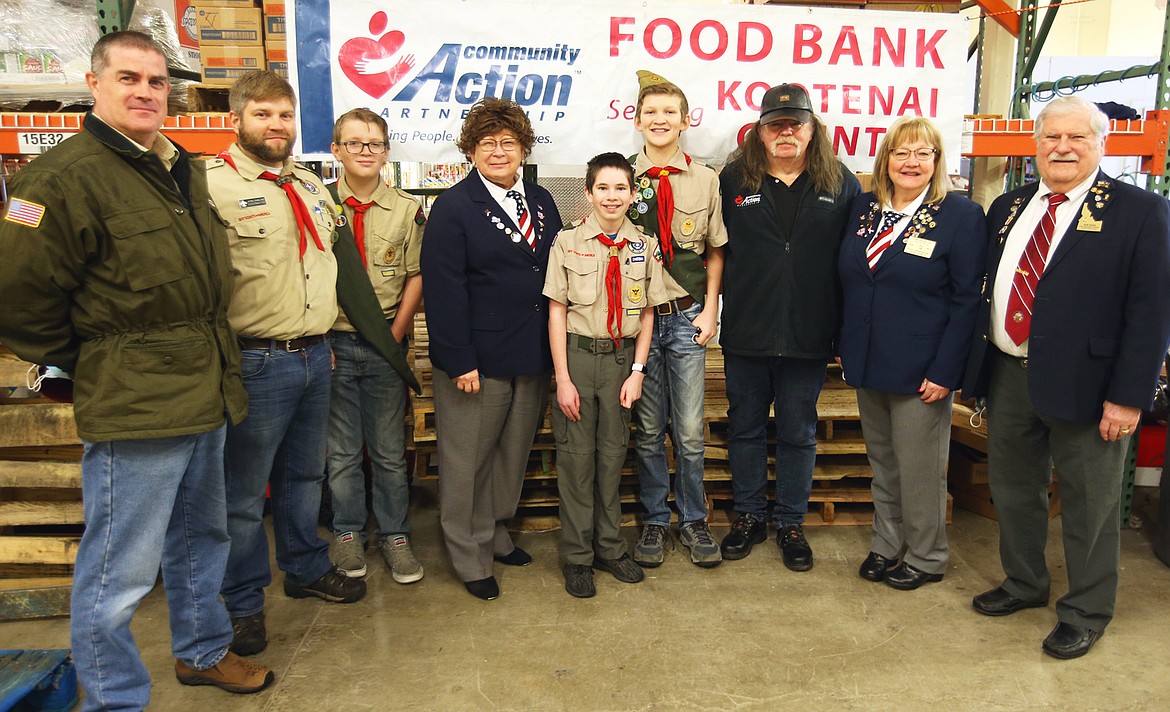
865;211;906;271
506;189;536;250
1005;192;1068;345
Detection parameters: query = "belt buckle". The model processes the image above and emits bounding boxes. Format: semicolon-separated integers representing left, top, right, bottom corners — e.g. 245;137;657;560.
594;338;614;354
284;339;301;352
655;302;672;316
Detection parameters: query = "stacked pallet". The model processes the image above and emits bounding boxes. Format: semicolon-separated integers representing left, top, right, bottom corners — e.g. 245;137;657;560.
0;347;80;620
405;315;913;528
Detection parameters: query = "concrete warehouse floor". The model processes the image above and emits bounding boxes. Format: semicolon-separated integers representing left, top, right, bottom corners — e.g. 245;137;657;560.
4;483;1170;711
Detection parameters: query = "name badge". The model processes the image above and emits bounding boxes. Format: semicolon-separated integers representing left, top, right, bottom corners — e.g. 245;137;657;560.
1076;204;1103;232
903;237;936;258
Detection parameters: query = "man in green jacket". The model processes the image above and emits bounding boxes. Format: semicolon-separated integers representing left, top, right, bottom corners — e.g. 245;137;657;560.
0;31;273;709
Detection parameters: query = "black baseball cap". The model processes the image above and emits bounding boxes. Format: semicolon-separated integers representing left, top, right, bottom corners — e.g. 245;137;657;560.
760;84;813;124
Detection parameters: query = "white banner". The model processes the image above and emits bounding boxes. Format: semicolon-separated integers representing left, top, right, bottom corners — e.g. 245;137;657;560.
289;0;968;172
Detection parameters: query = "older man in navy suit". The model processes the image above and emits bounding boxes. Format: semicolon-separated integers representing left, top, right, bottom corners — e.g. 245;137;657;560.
421;98;563;601
964;95;1170;659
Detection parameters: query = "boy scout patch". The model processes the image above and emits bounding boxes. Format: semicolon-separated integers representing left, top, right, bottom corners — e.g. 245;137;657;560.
384;245;396;262
414;207;426;226
629;240;645;253
238;197;267;209
627;284;643;303
625;308;641;317
680;218;696;236
4;198;46;228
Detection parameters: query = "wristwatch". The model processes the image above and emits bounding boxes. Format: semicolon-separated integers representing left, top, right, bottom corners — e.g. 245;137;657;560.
631;362;646;373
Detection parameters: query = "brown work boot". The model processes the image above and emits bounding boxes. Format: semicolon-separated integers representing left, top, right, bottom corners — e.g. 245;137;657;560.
175;651;275;694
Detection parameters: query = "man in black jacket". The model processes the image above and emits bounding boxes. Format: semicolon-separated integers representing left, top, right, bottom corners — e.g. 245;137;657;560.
717;84;860;570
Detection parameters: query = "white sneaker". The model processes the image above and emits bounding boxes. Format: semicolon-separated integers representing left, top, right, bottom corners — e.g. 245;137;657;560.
331;531;367;578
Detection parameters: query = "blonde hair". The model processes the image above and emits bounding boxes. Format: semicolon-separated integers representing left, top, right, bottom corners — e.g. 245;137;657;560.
871;117;950;207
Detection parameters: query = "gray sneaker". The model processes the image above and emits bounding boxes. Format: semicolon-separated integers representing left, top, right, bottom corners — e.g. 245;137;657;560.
633;523;670;568
331;531;366;578
679;521;723;568
381;534;424;584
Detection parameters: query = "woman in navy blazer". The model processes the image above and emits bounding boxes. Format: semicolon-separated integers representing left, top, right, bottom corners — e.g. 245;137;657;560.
421;99;563;600
837;117;986;590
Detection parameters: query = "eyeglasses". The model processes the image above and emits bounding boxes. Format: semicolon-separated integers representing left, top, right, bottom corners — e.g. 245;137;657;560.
762;119;805;133
340;140;388;155
477;137;521;153
890;148;938;162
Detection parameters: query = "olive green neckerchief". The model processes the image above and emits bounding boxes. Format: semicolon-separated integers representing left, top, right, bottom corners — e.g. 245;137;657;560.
326;181;421;394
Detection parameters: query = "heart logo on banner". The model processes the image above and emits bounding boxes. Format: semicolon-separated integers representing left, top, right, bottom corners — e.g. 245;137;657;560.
338;12;415;99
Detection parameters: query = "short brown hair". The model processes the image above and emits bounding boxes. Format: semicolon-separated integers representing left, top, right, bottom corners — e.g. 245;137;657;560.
636;82;689;118
91;30;165;76
585;152;635;191
229;70;296;116
871;117;950;207
333;108;388;145
455;98;535;160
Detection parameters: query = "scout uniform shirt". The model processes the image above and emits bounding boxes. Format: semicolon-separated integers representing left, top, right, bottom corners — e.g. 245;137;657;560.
207;144;339;340
544;213;670;339
332;175;425;332
630;146;728;302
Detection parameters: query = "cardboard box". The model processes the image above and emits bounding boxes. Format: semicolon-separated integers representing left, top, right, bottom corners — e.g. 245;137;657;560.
262;1;285;15
195;6;263;46
948;445;988;486
265;41;287;64
265;13;286;41
201;45;266;85
268;61;288;79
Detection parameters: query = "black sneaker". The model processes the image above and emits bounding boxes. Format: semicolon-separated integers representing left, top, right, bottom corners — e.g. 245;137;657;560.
284;565;367;603
229;612;267;656
563;564;596;598
721;514;767;560
777;524;813;571
592;554;645;583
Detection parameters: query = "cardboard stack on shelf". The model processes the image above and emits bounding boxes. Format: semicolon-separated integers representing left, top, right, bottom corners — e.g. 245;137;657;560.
263;1;287;78
192;0;264;87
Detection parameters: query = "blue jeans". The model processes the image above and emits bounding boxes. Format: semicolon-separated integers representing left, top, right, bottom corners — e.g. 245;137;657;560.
724;353;825;527
633;301;709;525
327;331;410;538
222;341;333;617
73;429;232;712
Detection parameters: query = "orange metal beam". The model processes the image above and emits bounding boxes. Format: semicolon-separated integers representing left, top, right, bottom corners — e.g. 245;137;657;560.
0;113;237;156
973;0;1021;37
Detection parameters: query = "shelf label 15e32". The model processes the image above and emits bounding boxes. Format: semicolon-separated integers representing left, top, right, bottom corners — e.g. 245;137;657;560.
17;131;74;154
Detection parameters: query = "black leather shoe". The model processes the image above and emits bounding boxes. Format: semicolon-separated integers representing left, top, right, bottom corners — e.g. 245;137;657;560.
777;525;813;571
1042;622;1102;659
883;561;943;590
563;564;595;598
721;515;767;560
494;547;533;566
229;612;267;657
972;586;1048;617
464;576;500;601
858;552;899;582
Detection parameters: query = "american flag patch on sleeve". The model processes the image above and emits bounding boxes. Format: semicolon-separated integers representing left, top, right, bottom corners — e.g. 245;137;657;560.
4;198;47;229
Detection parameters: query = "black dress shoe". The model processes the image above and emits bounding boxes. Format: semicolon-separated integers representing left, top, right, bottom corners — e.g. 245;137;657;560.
494;547;533;566
721;515;767;560
858;552;899;582
464;576;499;601
972;586;1048;617
883;561;943;590
1042;622;1102;659
776;525;813;571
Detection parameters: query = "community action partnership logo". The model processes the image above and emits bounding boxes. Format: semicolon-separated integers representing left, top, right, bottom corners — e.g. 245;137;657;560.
337;10;580;109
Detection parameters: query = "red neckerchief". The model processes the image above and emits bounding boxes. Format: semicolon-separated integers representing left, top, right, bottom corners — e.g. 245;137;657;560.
645;153;692;267
594;232;628;348
218;151;325;260
343;195;375;266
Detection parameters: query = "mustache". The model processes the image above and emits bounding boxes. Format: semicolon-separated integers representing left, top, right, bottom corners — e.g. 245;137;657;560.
1046;151;1078;162
770;136;800;150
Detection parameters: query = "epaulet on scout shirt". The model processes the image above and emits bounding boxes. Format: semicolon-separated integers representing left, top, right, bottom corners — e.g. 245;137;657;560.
206;157;226;169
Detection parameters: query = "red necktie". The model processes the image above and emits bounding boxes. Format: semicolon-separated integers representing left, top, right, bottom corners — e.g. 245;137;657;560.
594;232;628;348
865;211;906;271
343;196;375;266
645;154;691;267
218;151;325;261
505;189;535;249
1005;193;1068;345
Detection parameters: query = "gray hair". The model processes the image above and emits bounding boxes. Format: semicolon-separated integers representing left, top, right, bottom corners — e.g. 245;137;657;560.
1033;96;1110;145
91;31;165;76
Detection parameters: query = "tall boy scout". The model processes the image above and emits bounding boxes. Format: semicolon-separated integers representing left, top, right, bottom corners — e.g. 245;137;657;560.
326;108;426;584
545;153;670;598
627;71;728;568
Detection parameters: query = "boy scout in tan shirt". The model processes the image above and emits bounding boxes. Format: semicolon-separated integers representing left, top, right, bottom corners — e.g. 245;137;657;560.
628;71;728;569
206;72;365;661
544;153;669;599
325;109;426;586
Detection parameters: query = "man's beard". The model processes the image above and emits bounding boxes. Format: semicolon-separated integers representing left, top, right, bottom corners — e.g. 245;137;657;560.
239;124;294;164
